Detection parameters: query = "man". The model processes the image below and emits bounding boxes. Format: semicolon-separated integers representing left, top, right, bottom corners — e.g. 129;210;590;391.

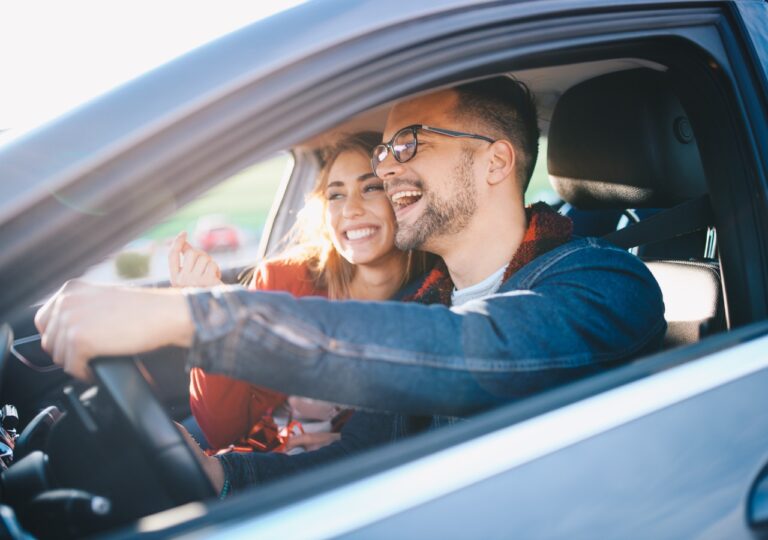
36;77;666;494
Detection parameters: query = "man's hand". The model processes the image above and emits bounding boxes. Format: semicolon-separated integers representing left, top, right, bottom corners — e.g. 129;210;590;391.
285;432;341;452
177;422;225;494
168;232;223;288
34;280;193;381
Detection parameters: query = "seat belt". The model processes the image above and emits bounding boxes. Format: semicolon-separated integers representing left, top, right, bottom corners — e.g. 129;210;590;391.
602;194;714;249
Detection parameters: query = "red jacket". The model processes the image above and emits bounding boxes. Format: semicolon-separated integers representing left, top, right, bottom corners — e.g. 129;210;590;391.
189;260;326;449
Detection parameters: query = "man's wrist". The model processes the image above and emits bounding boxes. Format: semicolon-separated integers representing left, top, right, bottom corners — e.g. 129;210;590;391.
209;455;226;494
155;290;194;348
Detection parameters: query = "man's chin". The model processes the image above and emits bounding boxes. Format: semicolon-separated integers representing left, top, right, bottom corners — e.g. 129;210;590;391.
395;228;424;251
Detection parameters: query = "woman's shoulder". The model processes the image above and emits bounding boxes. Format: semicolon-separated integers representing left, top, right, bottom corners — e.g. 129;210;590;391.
252;258;323;296
257;258;311;275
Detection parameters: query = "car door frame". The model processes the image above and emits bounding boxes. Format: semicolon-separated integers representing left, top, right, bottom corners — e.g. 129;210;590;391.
2;0;767;537
90;1;768;538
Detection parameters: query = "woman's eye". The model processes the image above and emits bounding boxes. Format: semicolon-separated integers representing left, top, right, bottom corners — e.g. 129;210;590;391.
364;183;385;193
327;192;344;201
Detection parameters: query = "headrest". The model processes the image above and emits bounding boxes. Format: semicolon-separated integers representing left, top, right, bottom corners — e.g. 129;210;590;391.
547;68;706;209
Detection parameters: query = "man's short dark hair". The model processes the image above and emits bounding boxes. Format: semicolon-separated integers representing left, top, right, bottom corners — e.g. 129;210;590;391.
453;76;540;192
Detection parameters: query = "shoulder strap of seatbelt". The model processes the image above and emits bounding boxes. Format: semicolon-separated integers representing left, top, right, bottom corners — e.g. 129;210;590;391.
602;194;714;249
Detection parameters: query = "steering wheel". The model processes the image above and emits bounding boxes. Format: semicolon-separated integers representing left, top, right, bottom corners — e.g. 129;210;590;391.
90;356;215;505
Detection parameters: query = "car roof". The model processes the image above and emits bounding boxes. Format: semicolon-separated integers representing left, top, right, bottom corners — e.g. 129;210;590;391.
0;0;495;218
0;0;690;216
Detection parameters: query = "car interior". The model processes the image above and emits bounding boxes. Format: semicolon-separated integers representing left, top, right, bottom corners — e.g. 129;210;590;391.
293;62;724;349
0;44;743;538
547;66;722;348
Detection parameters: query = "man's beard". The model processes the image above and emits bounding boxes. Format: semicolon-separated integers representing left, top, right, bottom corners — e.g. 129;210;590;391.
395;149;477;251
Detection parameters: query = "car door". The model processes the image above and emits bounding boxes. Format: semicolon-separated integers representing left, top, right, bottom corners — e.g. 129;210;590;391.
155;2;766;539
2;1;767;538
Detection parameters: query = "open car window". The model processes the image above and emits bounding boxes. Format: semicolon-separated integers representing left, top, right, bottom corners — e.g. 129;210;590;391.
79;154;293;285
525;137;557;206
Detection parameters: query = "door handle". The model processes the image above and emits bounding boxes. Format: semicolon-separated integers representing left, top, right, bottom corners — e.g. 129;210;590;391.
748;464;768;535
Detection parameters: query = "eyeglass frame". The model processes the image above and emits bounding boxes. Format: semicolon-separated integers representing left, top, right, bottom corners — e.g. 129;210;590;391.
371;124;495;177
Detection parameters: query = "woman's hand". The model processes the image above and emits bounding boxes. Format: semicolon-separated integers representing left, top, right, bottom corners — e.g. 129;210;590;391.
168;232;223;287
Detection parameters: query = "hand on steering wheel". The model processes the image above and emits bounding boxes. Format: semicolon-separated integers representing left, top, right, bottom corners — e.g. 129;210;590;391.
176;421;225;492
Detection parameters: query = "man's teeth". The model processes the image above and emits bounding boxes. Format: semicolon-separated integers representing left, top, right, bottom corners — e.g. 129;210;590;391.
346;227;376;240
391;190;423;207
391;190;422;202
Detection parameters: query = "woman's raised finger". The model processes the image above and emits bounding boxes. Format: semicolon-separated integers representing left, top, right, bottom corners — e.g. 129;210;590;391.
168;232;189;285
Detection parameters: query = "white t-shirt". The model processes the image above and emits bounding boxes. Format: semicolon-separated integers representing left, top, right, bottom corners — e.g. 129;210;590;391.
451;263;508;307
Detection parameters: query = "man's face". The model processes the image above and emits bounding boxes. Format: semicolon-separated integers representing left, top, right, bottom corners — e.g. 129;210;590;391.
377;91;480;252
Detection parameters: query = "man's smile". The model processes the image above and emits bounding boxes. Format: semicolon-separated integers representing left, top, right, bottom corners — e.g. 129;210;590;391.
390;190;423;209
387;184;424;222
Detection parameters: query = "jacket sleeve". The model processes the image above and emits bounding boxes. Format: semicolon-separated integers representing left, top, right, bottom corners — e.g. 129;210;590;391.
186;240;666;417
188;262;286;449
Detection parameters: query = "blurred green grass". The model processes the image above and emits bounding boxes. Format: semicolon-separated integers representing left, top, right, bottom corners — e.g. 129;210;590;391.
142;154;292;240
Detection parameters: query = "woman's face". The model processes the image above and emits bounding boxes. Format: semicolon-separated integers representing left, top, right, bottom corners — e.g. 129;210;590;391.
324;149;399;266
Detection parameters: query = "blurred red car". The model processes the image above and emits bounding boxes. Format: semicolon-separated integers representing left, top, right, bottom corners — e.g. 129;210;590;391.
194;217;241;252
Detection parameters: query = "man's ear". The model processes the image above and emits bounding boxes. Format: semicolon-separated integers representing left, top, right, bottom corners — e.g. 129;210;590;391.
486;140;516;186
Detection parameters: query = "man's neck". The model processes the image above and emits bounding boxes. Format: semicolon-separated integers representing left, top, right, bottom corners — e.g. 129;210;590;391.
435;204;527;290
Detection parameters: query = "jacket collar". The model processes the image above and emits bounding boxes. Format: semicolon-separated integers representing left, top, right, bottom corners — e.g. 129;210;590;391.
406;202;573;306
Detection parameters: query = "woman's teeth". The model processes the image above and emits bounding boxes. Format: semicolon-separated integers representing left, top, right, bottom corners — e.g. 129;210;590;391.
346;227;376;240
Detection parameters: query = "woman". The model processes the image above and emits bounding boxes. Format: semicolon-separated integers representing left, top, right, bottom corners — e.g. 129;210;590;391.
169;131;431;458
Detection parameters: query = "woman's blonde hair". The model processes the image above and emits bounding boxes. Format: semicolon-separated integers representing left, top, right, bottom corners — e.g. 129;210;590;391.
250;131;433;299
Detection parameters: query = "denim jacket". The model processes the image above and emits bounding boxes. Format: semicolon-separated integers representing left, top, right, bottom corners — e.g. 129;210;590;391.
186;237;666;418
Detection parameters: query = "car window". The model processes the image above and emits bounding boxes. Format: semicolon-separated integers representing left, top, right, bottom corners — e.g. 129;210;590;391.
525;137;558;205
80;153;293;284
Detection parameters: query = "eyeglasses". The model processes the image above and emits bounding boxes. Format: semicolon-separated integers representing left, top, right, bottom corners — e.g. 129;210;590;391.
371;124;495;177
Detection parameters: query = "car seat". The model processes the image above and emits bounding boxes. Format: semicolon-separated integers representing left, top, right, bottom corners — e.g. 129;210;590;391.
547;68;725;348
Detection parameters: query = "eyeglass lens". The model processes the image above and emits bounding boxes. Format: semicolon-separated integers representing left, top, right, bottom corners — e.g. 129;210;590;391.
392;128;417;162
372;127;418;175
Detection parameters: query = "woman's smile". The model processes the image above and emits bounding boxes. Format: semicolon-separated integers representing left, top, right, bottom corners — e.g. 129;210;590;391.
344;225;380;241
